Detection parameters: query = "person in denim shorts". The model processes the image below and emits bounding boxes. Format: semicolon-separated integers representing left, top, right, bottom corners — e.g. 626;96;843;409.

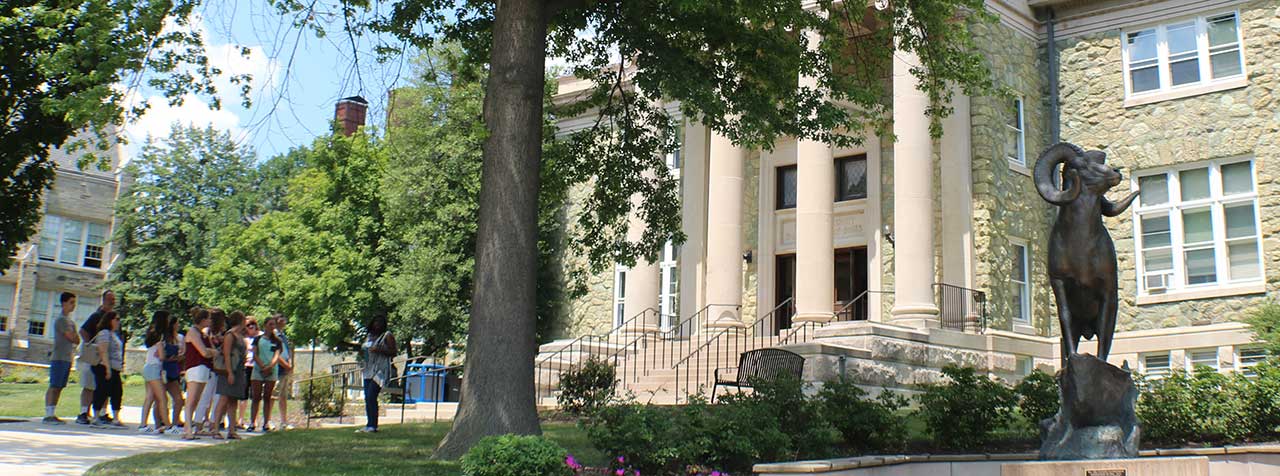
44;292;79;425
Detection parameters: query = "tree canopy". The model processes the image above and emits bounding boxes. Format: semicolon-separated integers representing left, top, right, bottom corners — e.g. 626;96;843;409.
1;1;239;272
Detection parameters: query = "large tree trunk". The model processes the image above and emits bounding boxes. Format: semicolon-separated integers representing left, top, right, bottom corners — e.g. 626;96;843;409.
434;0;548;460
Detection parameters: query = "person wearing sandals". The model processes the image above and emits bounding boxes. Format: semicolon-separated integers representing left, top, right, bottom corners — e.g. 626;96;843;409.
198;309;227;435
357;313;396;434
239;317;258;429
162;314;186;429
212;311;248;440
91;311;126;428
181;308;214;440
140;311;178;435
273;313;295;430
249;317;282;432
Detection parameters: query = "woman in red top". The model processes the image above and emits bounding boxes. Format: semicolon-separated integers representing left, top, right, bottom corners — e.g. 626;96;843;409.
180;308;213;440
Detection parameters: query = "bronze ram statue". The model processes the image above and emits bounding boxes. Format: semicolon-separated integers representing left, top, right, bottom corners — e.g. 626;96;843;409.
1034;143;1139;366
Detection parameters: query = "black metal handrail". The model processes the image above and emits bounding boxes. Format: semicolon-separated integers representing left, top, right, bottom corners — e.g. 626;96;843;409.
833;289;891;322
671;297;793;403
935;282;987;333
638;303;739;379
533;307;658;401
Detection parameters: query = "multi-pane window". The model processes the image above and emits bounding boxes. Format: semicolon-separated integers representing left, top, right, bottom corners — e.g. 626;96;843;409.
1134;160;1261;294
1237;347;1267;377
1187;348;1219;371
776;165;797;210
659;242;679;330
1006;98;1026;166
1124;12;1245;97
0;284;13;333
29;290;50;336
612;266;627;329
1142;352;1172;379
37;215;109;269
1011;241;1031;323
835;155;868;202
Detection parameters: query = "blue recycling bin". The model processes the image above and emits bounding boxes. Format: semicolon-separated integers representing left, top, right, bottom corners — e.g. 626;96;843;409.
405;363;448;403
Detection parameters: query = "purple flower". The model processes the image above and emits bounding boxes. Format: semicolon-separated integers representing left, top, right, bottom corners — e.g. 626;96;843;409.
617;456;626;463
615;469;625;476
565;455;582;470
711;472;722;476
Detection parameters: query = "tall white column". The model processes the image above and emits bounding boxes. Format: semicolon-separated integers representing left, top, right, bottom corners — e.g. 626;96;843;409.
624;196;662;335
890;47;940;328
793;27;836;325
704;130;747;330
679;121;710;327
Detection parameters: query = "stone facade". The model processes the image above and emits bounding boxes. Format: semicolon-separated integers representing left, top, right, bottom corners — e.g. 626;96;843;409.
1054;0;1280;331
1;132;125;362
741;149;761;324
559;182;619;340
968;14;1057;335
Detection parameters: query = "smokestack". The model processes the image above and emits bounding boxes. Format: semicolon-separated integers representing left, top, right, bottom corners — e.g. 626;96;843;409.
334;96;369;136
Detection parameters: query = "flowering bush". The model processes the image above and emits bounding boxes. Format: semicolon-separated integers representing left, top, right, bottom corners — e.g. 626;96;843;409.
461;434;573;476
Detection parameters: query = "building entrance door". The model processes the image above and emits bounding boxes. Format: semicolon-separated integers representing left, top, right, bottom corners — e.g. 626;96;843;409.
834;247;868;321
774;254;796;335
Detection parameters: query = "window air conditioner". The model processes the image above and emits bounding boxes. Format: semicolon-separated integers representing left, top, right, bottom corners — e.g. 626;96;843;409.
1144;273;1170;293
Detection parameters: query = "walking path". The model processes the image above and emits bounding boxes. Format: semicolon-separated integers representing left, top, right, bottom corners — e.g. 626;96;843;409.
0;406;232;476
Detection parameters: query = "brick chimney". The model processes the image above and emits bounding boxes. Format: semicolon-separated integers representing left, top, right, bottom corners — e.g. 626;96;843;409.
334;95;368;136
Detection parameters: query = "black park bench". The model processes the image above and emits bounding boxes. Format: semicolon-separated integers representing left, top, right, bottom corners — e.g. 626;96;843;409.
712;348;805;403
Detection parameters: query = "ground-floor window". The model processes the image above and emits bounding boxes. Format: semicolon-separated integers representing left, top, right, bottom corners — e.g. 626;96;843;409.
1010;240;1030;324
613;266;627;328
1187;348;1219;371
659;242;679;329
0;283;13;333
1141;351;1172;379
1237;346;1267;377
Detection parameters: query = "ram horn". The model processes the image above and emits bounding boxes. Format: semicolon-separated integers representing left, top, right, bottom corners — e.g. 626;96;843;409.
1034;142;1083;206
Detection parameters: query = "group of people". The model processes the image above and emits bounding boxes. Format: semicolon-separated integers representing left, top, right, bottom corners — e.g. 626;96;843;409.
42;290;295;441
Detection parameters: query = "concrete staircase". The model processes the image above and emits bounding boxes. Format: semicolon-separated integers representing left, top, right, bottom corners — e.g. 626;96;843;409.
534;329;813;406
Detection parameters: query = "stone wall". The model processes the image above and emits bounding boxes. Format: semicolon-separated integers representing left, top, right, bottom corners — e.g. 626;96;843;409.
968;17;1056;334
1054;1;1280;331
741;150;761;323
558;182;617;339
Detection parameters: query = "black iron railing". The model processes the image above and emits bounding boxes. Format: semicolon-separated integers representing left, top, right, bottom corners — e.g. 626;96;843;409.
670;298;793;402
834;290;891;322
533;307;658;402
935;283;987;333
634;304;739;380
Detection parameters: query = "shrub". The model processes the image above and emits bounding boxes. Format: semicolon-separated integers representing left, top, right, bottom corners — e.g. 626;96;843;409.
914;366;1017;449
557;356;617;415
461;434;573;476
718;376;840;462
300;376;345;417
582;401;686;475
816;379;909;453
1013;369;1059;433
1243;360;1280;437
1137;367;1252;444
1244;302;1280;356
0;364;44;384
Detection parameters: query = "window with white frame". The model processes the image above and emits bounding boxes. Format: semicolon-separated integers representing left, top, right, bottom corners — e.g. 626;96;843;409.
1006;98;1026;166
0;284;13;333
612;266;627;329
1123;12;1245;97
1011;240;1031;323
659;242;679;330
1237;346;1267;377
1187;348;1219;371
1133;159;1261;294
37;215;109;269
1016;356;1033;377
1141;352;1172;378
28;290;51;336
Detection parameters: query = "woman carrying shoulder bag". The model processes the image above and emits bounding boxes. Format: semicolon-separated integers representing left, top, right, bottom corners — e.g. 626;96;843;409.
357;313;396;434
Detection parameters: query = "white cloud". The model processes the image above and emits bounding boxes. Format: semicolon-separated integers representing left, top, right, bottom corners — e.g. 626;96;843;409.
121;16;280;162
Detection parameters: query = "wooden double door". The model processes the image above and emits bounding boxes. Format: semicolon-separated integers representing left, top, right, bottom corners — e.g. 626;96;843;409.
774;247;867;335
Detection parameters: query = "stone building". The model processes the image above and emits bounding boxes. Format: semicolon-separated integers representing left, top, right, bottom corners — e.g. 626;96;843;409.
0;131;128;362
539;0;1276;401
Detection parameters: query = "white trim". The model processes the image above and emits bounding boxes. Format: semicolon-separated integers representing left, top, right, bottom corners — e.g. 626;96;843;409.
1050;0;1251;41
1006;97;1026;167
612;265;628;328
1185;347;1219;371
1140;350;1173;378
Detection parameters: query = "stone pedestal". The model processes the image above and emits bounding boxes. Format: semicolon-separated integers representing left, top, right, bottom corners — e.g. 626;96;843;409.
1002;456;1207;476
1040;354;1141;460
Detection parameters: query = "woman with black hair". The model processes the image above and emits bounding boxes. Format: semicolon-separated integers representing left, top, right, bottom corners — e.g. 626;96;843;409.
357;314;396;433
139;310;177;434
90;311;125;427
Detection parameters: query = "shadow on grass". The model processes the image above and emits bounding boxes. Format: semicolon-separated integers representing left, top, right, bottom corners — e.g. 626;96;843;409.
87;421;600;476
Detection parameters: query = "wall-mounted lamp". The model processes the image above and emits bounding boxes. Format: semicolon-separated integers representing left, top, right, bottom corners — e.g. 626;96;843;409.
742;250;753;264
882;223;895;247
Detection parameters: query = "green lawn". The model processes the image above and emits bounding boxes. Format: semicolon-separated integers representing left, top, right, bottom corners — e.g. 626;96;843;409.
87;421;601;476
0;381;147;418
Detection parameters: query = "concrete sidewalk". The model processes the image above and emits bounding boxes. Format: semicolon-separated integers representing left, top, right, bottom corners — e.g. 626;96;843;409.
0;406;235;476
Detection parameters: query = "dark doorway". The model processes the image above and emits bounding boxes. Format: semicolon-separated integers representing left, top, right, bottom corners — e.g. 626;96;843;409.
834;247;868;321
774;254;796;335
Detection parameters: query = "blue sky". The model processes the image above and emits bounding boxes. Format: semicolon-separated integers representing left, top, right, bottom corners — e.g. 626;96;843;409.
123;2;419;162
